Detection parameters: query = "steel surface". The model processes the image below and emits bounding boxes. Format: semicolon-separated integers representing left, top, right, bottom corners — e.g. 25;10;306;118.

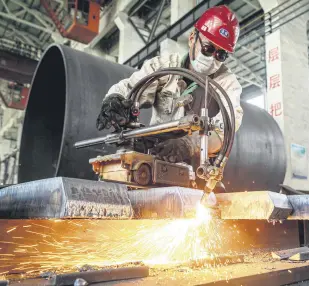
19;45;286;193
18;44;139;183
128;187;203;218
6;262;309;286
215;191;293;220
288;195;309;220
222;101;286;192
0;177;132;219
200;264;309;286
53;266;149;285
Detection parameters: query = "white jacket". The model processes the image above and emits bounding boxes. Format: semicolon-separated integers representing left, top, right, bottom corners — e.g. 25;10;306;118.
105;53;243;156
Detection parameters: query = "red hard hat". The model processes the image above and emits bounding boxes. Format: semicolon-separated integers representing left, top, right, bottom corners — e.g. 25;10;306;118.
194;5;240;53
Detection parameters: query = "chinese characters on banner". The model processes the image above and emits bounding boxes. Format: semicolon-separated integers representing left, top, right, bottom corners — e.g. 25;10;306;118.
268;47;279;62
269;102;282;117
265;30;284;131
269;74;280;89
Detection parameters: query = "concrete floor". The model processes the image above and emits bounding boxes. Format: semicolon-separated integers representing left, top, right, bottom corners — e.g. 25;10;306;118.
5;259;309;285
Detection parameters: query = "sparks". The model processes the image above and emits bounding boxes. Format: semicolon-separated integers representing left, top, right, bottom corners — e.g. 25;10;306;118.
0;212;226;278
6;227;17;233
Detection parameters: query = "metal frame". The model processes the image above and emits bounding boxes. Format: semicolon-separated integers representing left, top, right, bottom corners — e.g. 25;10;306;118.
148;0;166;42
0;0;60;53
128;17;147;44
0;36;42;60
126;0;171;46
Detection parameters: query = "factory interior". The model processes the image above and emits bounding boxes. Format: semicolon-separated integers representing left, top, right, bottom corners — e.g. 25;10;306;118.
0;0;309;285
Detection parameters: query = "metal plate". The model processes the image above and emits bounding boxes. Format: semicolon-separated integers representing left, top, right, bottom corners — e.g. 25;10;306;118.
153;160;190;187
128;187;203;218
215;191;293;220
0;177;133;219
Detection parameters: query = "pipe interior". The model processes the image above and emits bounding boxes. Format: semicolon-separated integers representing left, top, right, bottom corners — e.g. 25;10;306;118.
18;47;66;183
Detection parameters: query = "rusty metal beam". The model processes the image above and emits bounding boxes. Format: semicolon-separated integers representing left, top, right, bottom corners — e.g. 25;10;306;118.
53;266;149;285
288;195;309;220
0;51;38;83
212;191;309;221
201;264;309;286
215;191;293;220
0;177;133;219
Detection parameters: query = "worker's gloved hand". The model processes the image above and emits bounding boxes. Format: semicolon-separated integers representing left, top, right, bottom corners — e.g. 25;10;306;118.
152;138;192;163
96;94;133;132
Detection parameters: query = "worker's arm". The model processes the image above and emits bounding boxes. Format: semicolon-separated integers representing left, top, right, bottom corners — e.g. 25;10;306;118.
153;69;243;163
106;53;181;106
96;54;181;130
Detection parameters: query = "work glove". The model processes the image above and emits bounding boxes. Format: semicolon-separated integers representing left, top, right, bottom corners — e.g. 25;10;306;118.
152;138;192;163
96;94;133;132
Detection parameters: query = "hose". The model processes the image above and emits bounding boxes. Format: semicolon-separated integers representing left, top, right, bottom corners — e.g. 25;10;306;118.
127;69;231;164
127;67;235;167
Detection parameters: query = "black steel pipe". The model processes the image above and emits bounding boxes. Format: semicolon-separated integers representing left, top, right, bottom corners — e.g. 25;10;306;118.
18;44;286;192
223;102;286;192
18;44;141;182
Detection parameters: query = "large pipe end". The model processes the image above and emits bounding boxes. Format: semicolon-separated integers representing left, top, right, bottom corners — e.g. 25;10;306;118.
18;45;66;183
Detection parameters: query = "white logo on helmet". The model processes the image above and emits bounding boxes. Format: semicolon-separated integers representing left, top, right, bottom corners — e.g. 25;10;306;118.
219;28;229;38
201;24;207;31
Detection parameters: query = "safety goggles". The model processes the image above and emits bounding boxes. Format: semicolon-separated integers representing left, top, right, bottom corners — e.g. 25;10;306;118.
198;36;229;62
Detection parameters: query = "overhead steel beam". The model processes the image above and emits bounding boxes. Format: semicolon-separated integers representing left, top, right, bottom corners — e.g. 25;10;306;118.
14;9;26;17
0;37;42;60
148;0;166;42
238;45;263;60
240;0;260;10
0;0;10;13
0;11;51;33
0;50;38;83
0;20;43;47
228;54;265;86
235;74;263;88
10;0;54;29
128;17;147;44
129;0;150;16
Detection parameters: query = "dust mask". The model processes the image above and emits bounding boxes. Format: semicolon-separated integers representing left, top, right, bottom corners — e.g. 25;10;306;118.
190;51;222;75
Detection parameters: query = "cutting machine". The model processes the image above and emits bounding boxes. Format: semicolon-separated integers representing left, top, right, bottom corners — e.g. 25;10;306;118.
74;67;235;206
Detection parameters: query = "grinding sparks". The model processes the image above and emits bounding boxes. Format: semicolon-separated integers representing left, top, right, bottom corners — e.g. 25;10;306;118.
0;209;224;278
6;227;17;233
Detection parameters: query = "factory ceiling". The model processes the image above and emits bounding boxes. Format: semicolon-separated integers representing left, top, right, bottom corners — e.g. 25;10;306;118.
0;0;308;92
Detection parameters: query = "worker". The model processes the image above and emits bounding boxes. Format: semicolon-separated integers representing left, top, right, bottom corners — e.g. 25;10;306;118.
96;5;243;174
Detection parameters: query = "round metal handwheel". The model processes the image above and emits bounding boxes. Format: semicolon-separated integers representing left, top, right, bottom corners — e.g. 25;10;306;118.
132;164;152;186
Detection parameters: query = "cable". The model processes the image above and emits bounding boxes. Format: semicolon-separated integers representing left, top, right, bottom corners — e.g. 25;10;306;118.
127;67;235;166
130;69;232;164
128;69;231;163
